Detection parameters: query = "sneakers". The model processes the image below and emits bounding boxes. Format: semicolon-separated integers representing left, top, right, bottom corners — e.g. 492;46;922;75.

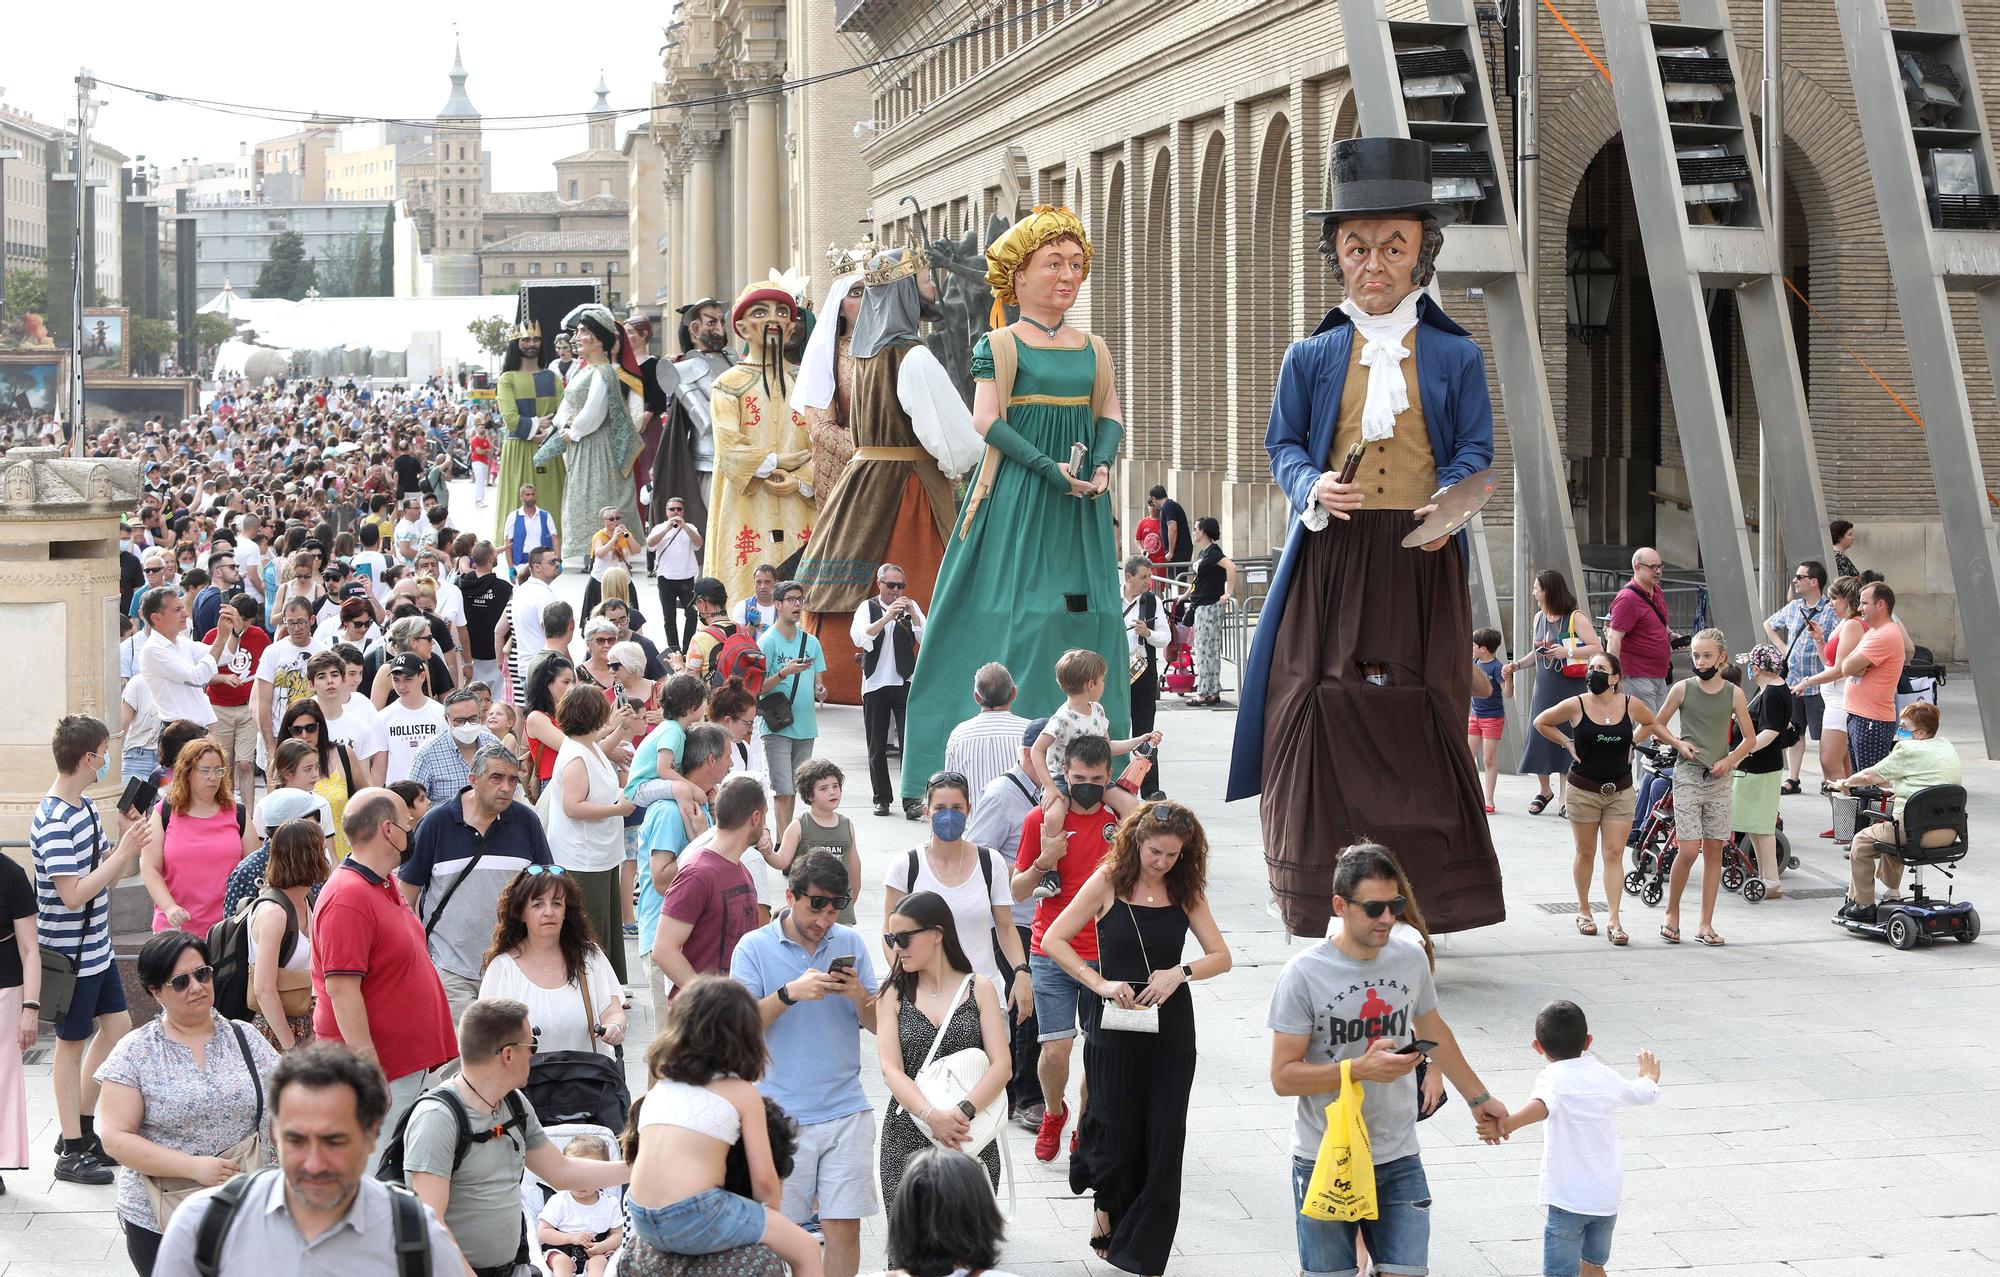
54;1146;114;1185
873;802;892;818
1820;828;1837;840
1031;869;1063;900
1011;1101;1046;1132
902;799;925;821
1034;1106;1069;1161
1837;899;1878;923
621;921;639;938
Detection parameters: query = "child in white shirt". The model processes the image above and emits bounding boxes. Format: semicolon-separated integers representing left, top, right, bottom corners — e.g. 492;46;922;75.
537;1135;625;1276
1028;648;1161;897
1489;1000;1661;1277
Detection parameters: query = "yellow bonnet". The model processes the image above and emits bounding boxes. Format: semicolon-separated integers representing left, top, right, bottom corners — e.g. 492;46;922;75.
984;204;1093;327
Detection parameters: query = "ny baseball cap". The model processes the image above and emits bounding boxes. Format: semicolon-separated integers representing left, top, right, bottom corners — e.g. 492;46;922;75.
388;653;427;678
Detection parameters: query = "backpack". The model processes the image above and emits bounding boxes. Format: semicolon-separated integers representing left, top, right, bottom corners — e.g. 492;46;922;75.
205;889;297;1022
374;1084;532;1186
160;801;249;835
195;1168;429;1277
902;846;1014;981
701;622;766;696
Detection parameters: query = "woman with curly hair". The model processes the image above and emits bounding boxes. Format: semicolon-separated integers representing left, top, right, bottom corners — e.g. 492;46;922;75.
141;740;254;934
478;866;628;1057
1040;800;1233;1275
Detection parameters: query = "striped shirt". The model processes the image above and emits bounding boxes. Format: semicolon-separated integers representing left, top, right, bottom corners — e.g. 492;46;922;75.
32;793;113;977
944;710;1032;802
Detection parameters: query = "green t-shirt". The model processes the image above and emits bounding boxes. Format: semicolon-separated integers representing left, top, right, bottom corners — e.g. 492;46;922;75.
758;627;826;740
400;1086;547;1268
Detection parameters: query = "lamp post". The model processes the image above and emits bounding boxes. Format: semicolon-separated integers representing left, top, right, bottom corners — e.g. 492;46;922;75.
1564;227;1619;343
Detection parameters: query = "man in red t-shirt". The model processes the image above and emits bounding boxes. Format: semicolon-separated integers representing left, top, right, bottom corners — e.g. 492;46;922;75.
1011;734;1118;1160
203;605;269;802
311;787;458;1173
654;773;767;996
1605;547;1674;711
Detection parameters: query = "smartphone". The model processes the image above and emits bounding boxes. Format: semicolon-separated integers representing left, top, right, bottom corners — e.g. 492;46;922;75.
829;956;856;978
1396;1039;1440;1056
119;777;159;819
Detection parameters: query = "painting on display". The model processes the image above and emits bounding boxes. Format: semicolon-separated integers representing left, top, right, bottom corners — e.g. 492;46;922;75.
81;307;129;375
80;376;196;434
0;352;66;425
1;310;58;351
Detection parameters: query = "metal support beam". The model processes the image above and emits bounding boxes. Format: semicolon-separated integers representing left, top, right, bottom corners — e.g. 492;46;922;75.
1594;0;1832;649
1337;0;1587;652
1836;0;2000;756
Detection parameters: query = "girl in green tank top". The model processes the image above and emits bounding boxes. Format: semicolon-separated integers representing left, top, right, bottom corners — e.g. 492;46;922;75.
774;759;862;925
1648;629;1756;947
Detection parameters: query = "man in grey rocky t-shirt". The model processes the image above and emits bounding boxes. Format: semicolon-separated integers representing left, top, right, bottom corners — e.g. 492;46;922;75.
1267;845;1509;1277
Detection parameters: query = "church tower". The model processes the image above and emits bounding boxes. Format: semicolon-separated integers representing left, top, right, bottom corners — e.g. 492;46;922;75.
587;75;615;152
433;40;484;293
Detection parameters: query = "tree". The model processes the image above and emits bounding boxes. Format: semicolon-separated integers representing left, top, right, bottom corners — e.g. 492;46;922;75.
378;207;395;296
254;231;317;300
467;315;512;356
491;282;521;295
195;312;241;355
6;266;49;319
127;316;177;373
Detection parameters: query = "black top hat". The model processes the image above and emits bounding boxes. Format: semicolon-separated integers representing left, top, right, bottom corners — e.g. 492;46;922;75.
1306;137;1458;226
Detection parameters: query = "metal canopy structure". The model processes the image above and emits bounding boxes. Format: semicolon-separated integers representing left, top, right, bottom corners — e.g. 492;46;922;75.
1594;0;1833;649
1336;0;1587;653
1836;0;2000;756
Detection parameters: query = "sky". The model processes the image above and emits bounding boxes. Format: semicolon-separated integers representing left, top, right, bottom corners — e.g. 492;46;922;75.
1;1;675;191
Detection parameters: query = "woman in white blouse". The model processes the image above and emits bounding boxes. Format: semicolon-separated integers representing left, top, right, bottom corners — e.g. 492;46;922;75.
479;866;628;1056
544;685;638;984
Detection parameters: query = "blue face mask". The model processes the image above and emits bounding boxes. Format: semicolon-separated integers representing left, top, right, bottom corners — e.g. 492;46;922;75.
930;808;968;843
94;750;110;784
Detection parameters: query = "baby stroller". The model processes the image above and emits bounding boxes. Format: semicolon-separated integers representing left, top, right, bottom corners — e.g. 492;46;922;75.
524;1123;624;1276
1161;598;1197;695
1835;783;1979;949
1625;743;1681;906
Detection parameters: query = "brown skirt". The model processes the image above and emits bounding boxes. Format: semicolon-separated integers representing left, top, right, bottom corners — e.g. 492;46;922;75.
1260;509;1505;936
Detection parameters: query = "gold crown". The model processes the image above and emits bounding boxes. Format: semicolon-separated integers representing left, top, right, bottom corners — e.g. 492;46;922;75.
509;319;542;341
826;235;878;276
862;241;929;288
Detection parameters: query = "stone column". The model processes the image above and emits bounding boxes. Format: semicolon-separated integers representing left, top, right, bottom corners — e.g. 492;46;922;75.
0;448;144;847
746;90;782;277
662;169;686;313
683;132;723;308
729;100;752;287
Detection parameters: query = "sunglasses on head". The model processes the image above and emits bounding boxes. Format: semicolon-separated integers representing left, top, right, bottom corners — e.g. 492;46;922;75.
521;864;567;878
165;964;215;993
800;893;851;913
1340;895;1409;919
882;926;935;950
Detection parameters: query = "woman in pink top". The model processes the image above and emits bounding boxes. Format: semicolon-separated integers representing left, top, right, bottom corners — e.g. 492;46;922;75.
1795;577;1866;792
141;739;255;932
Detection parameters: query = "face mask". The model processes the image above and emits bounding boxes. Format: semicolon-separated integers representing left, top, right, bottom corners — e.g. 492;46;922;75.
1694;663;1720;682
1067;782;1106;810
94;751;110;784
1586;670;1612;695
929;808;968;842
450;723;483;746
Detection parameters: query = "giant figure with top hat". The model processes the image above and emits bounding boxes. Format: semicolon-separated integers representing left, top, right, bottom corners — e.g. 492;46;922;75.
1228;137;1507;937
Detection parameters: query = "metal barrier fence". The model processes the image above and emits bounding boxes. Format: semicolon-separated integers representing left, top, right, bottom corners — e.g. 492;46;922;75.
1581;567;1710;635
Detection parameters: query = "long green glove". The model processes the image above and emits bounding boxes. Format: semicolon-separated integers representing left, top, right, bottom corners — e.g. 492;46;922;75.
984;417;1069;490
1090;416;1125;474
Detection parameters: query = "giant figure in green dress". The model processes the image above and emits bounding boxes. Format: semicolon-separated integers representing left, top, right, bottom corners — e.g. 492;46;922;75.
533;304;644;559
493;320;566;545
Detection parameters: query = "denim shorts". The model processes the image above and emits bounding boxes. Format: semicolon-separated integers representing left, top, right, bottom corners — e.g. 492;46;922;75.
1543;1206;1616;1277
120;746;158;785
1030;952;1096;1042
1289;1152;1432;1276
627;1187;767;1257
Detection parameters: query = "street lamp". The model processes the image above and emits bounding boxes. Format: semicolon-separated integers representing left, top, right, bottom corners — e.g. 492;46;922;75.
1565;227;1619;343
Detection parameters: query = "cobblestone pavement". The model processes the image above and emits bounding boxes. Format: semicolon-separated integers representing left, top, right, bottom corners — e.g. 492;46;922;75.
11;486;1997;1275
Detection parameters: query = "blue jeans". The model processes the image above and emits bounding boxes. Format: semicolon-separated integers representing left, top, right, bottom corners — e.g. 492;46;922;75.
1627;768;1668;846
1543;1206;1616;1276
1029;952;1096;1041
1290;1152;1431;1276
628;1187;768;1256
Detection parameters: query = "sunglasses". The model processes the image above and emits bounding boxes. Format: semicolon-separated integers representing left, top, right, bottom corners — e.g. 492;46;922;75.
881;581;907;591
521;864;567;878
926;769;968;792
290;723;321;735
504;1027;541;1055
165;964;215;993
883;926;935;950
801;893;852;913
1339;895;1409;920
1147;800;1193;825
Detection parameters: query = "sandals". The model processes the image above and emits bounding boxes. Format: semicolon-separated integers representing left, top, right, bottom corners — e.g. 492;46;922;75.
1607;923;1629;946
1091;1211;1113;1259
1660;923;1682;944
1696;929;1726;947
1782;779;1803;795
1528;793;1552;815
1576;913;1598;936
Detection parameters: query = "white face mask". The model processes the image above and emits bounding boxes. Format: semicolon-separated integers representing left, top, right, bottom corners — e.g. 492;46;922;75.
449;723;483;746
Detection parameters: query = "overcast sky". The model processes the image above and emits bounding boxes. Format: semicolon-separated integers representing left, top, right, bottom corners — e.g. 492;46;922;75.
2;2;674;191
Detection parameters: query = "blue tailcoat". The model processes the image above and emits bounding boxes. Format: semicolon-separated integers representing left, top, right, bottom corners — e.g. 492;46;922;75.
1225;295;1495;802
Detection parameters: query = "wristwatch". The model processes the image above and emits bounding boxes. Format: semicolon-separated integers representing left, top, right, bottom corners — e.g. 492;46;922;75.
1180;963;1194;982
775;984;797;1007
956;1100;978;1121
20;1000;38;1011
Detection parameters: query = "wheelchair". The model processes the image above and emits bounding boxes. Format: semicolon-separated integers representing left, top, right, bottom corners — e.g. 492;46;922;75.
1834;783;1979;949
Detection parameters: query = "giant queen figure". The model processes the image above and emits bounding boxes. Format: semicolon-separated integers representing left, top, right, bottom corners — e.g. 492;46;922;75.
1228;138;1506;936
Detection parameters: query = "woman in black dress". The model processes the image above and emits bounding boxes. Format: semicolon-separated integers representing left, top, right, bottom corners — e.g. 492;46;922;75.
1180;518;1238;707
874;891;1011;1226
1041;801;1233;1275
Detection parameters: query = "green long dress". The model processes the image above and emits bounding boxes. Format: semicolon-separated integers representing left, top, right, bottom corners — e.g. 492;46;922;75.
899;336;1131;801
533;362;644;560
493;366;566;545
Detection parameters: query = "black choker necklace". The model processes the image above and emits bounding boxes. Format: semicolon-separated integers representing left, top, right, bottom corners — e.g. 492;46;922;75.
1019;314;1064;338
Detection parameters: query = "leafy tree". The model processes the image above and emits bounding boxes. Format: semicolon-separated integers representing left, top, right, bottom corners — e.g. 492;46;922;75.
127;316;177;373
378;207;395;296
195;312;241;355
467;315;512;356
491;283;521;295
254;231;317;300
6;266;49;319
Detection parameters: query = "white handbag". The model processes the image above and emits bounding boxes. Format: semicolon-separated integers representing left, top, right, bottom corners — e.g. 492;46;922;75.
909;974;1008;1158
1097;902;1162;1034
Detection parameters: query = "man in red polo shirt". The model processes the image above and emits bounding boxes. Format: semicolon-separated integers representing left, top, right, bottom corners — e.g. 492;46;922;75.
202;593;269;803
311;786;458;1172
1608;548;1676;849
1010;734;1118;1163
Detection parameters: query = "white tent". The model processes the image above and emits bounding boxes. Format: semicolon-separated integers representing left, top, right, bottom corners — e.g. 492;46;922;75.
201;293;513;380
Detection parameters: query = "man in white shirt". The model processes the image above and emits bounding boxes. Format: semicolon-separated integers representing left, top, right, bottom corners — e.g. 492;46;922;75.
503;484;559;583
255;596;326;767
392;497;427;564
138;588;238;729
646;498;705;654
944;662;1032;801
306;650;370;759
850;562;926;819
364;654;448;785
500;547;560;705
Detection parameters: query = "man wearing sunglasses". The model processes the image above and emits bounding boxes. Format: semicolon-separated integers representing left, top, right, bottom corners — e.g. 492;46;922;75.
1269;844;1509;1277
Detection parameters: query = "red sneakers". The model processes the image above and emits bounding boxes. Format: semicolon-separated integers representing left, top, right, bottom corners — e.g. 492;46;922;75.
1034;1106;1068;1161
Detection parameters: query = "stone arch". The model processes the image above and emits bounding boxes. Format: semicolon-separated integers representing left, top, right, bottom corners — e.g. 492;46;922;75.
1099;158;1129;428
1239;112;1293;480
1183;130;1227;475
1140;145;1174;466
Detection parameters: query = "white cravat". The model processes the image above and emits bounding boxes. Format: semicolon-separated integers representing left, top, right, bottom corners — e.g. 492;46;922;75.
1339;291;1420;442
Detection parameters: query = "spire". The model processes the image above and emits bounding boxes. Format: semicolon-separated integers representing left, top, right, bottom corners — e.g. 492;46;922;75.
593;73;611;112
439;38;479;119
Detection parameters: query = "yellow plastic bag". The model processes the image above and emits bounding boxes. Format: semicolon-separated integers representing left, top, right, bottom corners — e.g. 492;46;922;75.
1300;1058;1378;1222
